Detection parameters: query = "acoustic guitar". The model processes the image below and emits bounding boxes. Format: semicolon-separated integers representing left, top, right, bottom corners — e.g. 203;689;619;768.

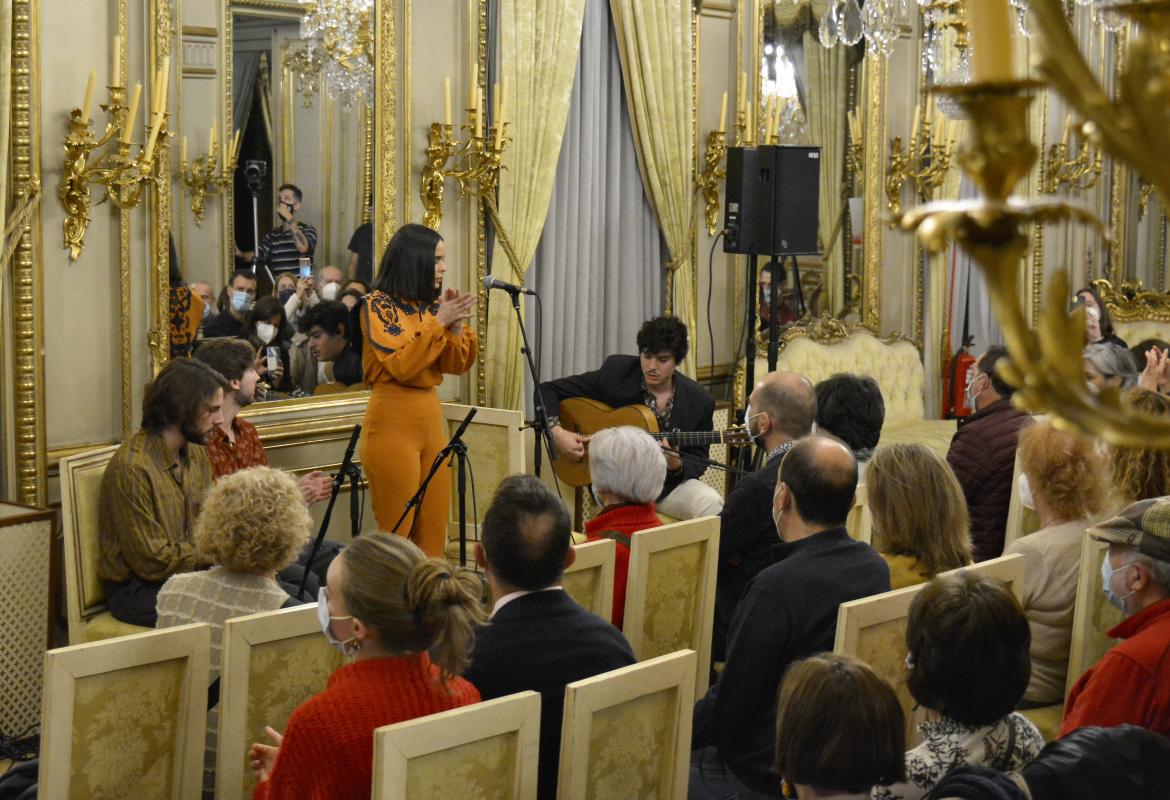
550;397;751;487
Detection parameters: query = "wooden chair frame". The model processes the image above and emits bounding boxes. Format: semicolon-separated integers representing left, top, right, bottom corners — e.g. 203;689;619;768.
939;552;1025;601
562;538;616;620
1066;532;1124;700
557;650;696;800
58;444;120;644
845;483;873;545
39;623;210;800
622;516;719;702
372;691;541;800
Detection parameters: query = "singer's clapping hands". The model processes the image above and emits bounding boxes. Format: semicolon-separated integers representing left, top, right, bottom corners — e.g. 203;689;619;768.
436;287;476;334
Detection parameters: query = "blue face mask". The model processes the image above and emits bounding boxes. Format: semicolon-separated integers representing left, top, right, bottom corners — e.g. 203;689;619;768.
317;588;358;656
230;290;253;314
278;288;296;305
1101;554;1138;612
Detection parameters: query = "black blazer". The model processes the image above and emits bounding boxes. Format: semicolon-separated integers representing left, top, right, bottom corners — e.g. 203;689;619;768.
464;590;635;800
538;354;716;497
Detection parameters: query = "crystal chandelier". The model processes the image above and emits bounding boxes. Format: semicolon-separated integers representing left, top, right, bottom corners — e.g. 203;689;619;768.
818;0;907;56
1009;0;1129;37
299;0;374;106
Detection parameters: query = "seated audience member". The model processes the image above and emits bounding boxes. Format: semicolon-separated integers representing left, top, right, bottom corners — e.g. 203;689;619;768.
249;533;484;799
946;346;1032;561
772;654;905;800
690;436;890;800
204;269;259;339
1020;724;1170;800
338;287;364;311
921;767;1028;800
1003;422;1107;706
1107;388;1170;505
274;271;314;326
715;371;816;659
874;572;1043;800
156;466;310;797
1075;284;1126;348
1083;341;1137;391
1061;497;1170;737
466;475;635;800
1136;340;1170;394
316;264;344;302
582;426;667;628
98;358;229;626
290;300;363;394
190;280;215;330
868;444;971;589
241;295;294;392
343;279;370;295
814;373;885;476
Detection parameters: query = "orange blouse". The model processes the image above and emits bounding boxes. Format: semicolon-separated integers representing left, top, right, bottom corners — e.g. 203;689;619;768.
360;290;477;389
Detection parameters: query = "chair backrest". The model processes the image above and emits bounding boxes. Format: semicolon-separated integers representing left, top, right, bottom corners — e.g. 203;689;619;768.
59;445;120;645
216;605;344;800
557;649;696;800
371;691;541;800
845;483;873;545
622;516;719;702
562;538;616;621
39;623;211;799
1066;531;1125;700
940;553;1026;602
1003;450;1041;551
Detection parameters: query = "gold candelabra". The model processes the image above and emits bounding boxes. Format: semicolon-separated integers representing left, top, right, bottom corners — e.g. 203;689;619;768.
1039;118;1102;195
60;60;172;261
696;129;728;237
178;128;241;225
885;114;954;218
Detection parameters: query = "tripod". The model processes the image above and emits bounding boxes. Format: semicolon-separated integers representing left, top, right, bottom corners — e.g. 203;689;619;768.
296;423;363;601
393;408;478;566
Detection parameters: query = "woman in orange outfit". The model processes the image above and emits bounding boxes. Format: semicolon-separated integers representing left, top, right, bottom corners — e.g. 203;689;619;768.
360;223;477;556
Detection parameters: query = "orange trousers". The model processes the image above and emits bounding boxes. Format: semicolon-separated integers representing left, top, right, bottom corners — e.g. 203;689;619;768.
361;383;449;556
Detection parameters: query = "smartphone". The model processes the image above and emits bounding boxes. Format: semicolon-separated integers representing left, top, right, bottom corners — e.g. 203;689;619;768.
266;346;280;373
298;257;311;278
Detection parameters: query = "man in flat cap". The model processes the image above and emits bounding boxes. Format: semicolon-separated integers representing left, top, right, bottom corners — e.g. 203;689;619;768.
1061;497;1170;737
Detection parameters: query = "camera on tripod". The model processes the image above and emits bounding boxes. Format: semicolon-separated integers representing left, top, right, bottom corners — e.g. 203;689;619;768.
244;159;267;193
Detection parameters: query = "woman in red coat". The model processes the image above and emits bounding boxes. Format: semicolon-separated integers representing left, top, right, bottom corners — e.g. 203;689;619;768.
583;426;668;628
249;533;486;800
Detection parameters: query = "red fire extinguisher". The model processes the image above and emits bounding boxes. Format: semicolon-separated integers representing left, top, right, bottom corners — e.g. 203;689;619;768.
942;336;977;419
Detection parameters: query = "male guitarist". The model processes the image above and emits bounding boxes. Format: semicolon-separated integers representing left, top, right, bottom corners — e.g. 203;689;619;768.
539;316;723;520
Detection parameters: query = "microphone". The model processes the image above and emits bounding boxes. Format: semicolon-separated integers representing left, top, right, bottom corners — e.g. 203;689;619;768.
483;274;536;296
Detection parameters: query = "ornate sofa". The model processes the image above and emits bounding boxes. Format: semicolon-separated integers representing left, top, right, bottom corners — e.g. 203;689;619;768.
1095;279;1170;346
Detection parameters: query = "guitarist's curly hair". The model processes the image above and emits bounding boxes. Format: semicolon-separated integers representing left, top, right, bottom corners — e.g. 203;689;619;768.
636;316;689;363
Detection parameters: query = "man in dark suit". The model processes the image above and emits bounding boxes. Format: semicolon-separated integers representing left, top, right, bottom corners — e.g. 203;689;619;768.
464;475;635;800
538;316;722;519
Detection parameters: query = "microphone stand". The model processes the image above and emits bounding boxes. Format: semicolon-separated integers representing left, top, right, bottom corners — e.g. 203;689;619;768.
393;407;477;565
507;290;558;478
297;423;363;601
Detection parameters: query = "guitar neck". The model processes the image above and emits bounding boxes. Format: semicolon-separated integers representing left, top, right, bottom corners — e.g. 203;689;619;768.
650;430;732;445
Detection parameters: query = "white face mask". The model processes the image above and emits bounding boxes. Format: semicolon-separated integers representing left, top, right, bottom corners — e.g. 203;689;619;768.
256;321;277;344
317;588;359;657
744;403;766;444
321;281;341;301
1018;473;1035;511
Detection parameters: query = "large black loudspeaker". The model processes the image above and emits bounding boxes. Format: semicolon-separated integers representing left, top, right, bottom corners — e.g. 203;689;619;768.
723;145;821;256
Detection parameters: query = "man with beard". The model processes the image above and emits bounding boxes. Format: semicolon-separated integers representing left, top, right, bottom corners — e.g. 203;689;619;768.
98;357;229;626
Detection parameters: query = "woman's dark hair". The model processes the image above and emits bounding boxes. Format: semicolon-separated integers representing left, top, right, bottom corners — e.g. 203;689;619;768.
774;653;905;793
168;235;183;287
906;572;1031;726
635;316;689;363
1076;284;1116;337
814;373;885;455
141;358;230;433
374;223;442;303
344;279;370;294
240;295;290;343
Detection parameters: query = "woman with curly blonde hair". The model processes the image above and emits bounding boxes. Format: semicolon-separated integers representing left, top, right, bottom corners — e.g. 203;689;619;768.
1005;422;1108;706
249;533;486;800
867;444;972;589
1109;387;1170;505
156;465;312;797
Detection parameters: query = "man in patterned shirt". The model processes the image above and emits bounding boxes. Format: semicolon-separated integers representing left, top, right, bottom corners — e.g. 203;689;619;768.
239;183;317;278
98;358;229;626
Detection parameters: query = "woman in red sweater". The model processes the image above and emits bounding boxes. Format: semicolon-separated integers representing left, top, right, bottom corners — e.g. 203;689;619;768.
249;533;486;800
583;426;668;627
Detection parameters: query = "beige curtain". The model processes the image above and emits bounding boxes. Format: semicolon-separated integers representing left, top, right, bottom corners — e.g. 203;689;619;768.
609;0;696;377
803;27;845;314
485;0;586;411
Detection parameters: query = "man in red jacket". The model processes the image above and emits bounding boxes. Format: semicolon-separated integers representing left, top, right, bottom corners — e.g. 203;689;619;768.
1062;497;1170;737
946;345;1032;561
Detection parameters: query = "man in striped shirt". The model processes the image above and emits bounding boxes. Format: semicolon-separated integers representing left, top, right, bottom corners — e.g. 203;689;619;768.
249;183;317;276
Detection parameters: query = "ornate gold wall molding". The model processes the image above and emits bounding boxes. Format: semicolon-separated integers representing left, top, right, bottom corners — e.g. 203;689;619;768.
373;0;401;261
149;0;174;375
471;0;487;406
116;0;131;437
861;54;885;331
10;0;45;505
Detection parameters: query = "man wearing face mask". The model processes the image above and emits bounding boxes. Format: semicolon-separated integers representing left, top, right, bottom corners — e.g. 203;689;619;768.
238;183;317;279
315;264;344;303
1061;497;1170;738
203;270;259;339
189;280;215;332
690;436;889;800
946;345;1033;561
711;371;816;661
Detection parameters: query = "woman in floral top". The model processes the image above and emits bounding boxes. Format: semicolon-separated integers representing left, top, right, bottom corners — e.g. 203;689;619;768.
873;572;1044;800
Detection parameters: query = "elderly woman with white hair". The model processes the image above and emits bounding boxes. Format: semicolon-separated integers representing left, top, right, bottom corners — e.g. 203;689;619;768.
1084;341;1138;392
583;426;668;627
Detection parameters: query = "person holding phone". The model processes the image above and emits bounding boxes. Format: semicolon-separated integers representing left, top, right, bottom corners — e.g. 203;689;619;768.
238;183;318;279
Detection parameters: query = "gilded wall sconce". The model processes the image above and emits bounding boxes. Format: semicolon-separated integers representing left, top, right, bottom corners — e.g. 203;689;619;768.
178;127;240;225
1039;116;1102;195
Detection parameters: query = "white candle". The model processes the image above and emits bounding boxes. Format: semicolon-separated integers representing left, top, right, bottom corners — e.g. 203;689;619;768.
111;36;121;86
209;116;217;157
443;77;452;126
474;88;483;137
80;70;96;123
142;113;162;163
180;135;187;165
121;82;141;144
970;0;1014;82
718;91;728;133
157;56;170;113
737;71;746;118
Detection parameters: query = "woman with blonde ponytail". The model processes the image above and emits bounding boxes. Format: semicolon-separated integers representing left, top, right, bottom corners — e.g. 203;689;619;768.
250;533;486;800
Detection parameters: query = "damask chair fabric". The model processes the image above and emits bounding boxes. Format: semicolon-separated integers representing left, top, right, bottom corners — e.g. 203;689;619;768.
371;691;541;800
877;418;957;460
557;649;697;800
562;538;617;621
59;444;152;644
38;622;211;800
621;516;719;702
1066;533;1125;700
845;483;873;545
215;605;344;800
